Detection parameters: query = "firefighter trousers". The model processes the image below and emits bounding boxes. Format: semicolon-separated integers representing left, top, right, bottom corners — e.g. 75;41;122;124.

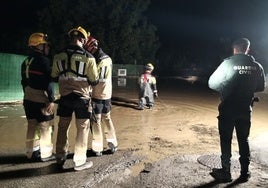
91;112;118;152
26;119;54;159
56;117;90;166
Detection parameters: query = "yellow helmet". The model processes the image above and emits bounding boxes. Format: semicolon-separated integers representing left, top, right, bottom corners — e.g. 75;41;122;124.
28;33;48;47
68;26;88;39
145;63;154;71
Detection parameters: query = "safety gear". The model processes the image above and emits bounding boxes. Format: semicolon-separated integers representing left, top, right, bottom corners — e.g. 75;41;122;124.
74;161;93;171
210;168;232;183
108;142;118;154
238;171;251;182
91;110;118;153
73;118;90;167
68;26;88;39
95;151;102;157
28;33;48;47
138;73;157;110
41;154;56;162
83;36;98;53
26;119;40;159
145;63;154;71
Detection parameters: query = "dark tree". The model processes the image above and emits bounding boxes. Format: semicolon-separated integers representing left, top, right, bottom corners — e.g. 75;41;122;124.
37;0;160;65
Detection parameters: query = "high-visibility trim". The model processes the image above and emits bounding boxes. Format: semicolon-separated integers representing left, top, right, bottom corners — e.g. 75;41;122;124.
98;78;107;82
57;60;64;72
99;66;107;79
106;138;116;142
77;61;85;75
26;145;40;153
25;57;34;78
59;75;88;81
40;146;53;157
92;142;102;147
28;70;44;75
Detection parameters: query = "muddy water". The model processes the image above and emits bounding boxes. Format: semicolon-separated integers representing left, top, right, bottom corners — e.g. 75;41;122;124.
1;78;268;162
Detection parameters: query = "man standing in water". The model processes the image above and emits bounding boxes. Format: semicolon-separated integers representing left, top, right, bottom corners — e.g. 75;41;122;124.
208;38;265;182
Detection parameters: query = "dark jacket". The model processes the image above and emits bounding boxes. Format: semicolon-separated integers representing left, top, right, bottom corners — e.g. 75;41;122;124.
21;51;54;102
208;54;265;110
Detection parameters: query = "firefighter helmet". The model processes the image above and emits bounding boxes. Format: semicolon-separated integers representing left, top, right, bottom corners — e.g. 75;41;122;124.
28;33;48;47
83;36;98;52
145;63;154;71
68;26;88;39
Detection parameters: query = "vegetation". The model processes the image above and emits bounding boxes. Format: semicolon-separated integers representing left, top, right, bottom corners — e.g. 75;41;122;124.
38;0;159;65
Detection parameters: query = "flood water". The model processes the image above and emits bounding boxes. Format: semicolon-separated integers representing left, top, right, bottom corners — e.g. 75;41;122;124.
1;77;268;162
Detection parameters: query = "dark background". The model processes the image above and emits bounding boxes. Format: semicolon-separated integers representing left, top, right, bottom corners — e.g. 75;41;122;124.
1;0;268;74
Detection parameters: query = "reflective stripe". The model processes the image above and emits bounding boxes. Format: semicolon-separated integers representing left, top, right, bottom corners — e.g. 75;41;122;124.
26;145;40;153
99;78;107;82
106;138;115;142
92;142;102;147
59;75;88;81
77;61;85;75
40;146;53;158
25;57;34;78
99;66;107;79
57;60;64;72
28;70;44;75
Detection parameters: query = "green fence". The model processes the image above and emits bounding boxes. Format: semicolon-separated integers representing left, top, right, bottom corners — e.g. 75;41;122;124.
0;53;144;102
0;53;26;102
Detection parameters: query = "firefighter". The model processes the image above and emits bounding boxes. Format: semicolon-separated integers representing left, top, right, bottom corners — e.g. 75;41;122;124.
138;63;158;110
52;26;99;171
83;36;118;156
208;38;265;182
21;33;55;162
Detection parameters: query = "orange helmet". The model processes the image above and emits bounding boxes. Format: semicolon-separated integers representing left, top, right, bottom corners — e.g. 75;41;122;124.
28;33;48;47
83;36;98;52
68;26;88;39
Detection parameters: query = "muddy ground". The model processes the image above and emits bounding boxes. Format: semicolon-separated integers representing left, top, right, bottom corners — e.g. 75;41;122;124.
0;78;268;188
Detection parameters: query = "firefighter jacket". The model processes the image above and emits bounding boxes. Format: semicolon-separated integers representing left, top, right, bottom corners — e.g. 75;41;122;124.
208;54;265;106
138;73;157;97
51;45;99;99
92;48;112;100
21;51;55;103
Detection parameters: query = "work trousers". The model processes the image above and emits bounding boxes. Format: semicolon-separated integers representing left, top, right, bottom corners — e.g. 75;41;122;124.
56;117;90;166
91;99;117;152
218;107;251;172
139;83;154;108
56;95;91;166
26;119;54;159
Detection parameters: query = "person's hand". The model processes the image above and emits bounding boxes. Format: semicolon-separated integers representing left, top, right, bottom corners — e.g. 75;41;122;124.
154;92;158;98
46;102;54;114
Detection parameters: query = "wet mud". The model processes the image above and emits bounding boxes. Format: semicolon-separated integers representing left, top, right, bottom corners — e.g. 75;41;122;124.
1;78;268;187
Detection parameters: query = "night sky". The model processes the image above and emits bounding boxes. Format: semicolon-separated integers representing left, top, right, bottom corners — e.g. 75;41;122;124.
1;0;268;66
147;0;268;43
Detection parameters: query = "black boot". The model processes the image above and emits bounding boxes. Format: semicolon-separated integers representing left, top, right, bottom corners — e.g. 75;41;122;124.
210;168;232;183
238;166;251;182
29;150;41;162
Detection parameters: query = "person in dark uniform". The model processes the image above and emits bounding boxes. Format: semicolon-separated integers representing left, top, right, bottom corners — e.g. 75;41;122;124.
21;33;55;162
208;38;265;182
